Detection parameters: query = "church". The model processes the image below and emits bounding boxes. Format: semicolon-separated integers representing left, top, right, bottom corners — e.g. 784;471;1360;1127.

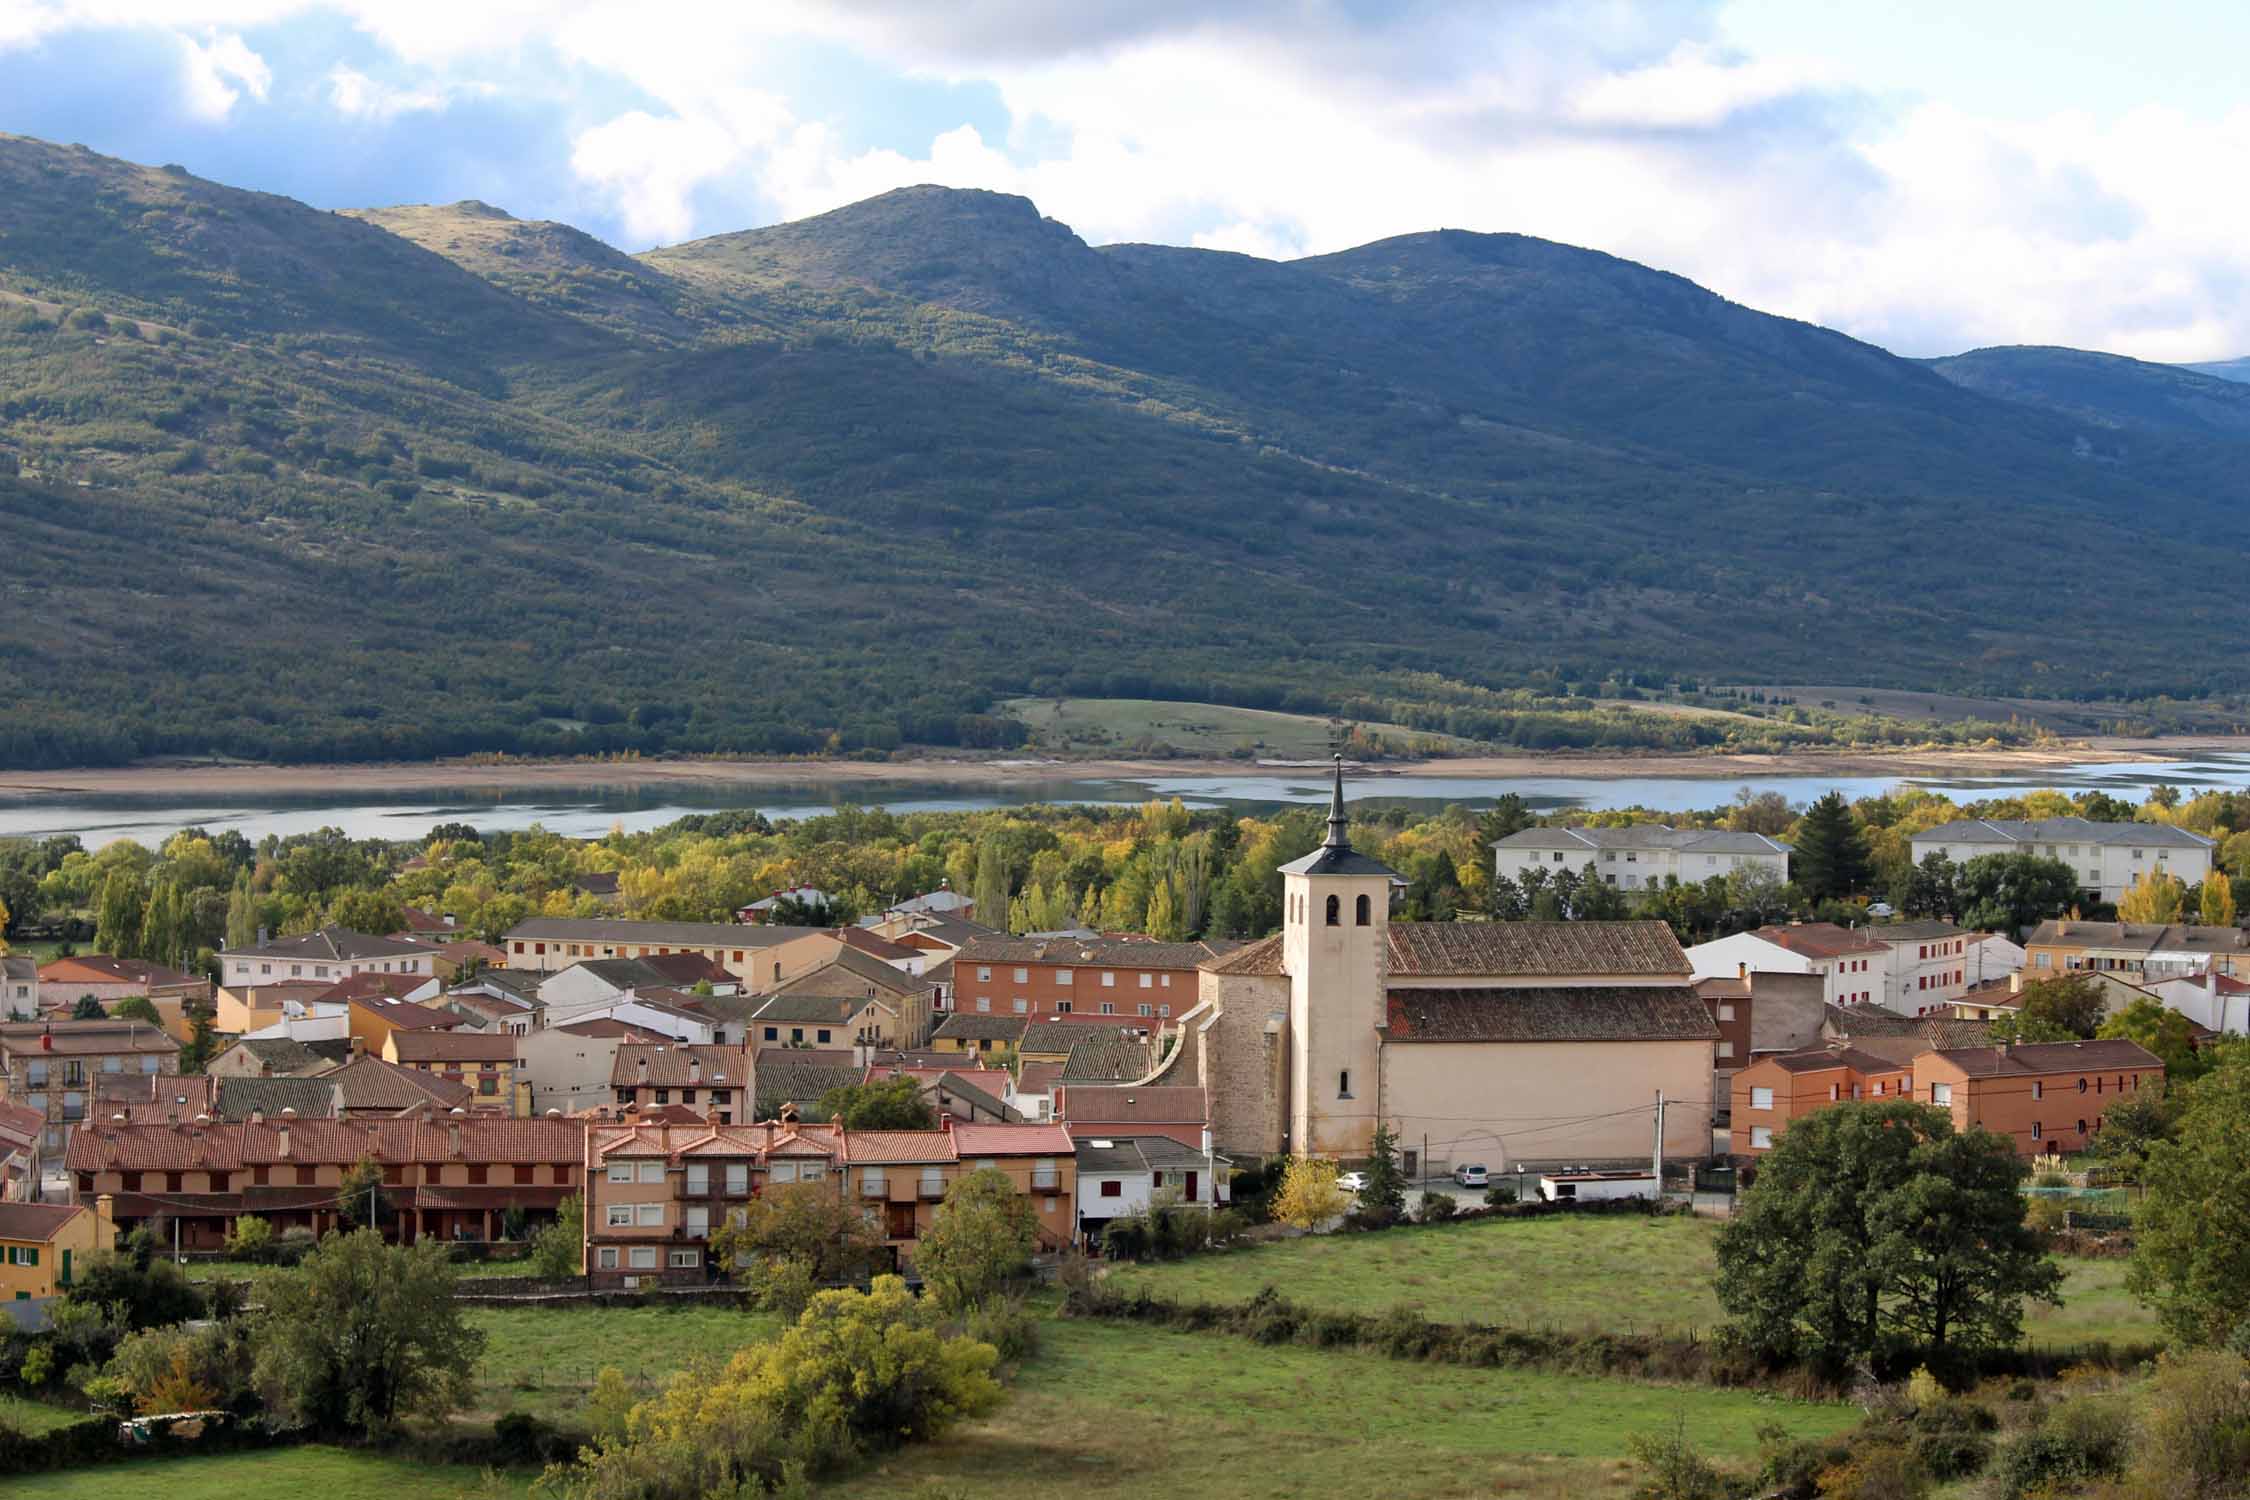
1152;762;1719;1172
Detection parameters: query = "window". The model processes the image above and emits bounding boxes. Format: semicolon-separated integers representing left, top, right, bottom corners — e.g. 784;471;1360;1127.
1138;972;1152;988
1138;1004;1152;1017
976;998;991;1013
1828;1083;1839;1101
597;1246;620;1269
1101;972;1115;987
1750;1126;1773;1149
1338;1069;1352;1099
1158;1005;1171;1018
686;1164;709;1193
2031;1121;2043;1141
685;1206;710;1234
1056;969;1073;985
479;1076;498;1096
668;1249;700;1268
1749;1087;1774;1110
763;1026;778;1041
1100;1002;1115;1015
817;1029;831;1044
977;966;993;982
635;1203;664;1227
1056;1000;1072;1013
628;1247;657;1269
1013;999;1029;1014
1325;894;1340;926
606;1205;633;1227
1717;1040;1734;1059
638;1160;664;1183
1931;1083;1953;1106
2077;1077;2088;1094
2077;1118;2089;1135
725;1163;749;1194
1716;1004;1735;1021
1099;1180;1122;1198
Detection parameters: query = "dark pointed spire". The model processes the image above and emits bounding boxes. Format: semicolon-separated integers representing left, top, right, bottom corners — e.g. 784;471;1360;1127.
1323;754;1350;850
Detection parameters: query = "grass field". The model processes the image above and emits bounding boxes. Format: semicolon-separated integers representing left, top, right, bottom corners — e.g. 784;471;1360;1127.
464;1301;778;1423
0;1390;91;1433
1105;1214;2160;1349
1000;697;1471;757
9;1447;523;1500
830;1314;1855;1500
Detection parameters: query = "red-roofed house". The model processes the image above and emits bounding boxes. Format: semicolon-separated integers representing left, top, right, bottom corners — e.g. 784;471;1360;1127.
1052;1084;1211;1149
382;1030;529;1116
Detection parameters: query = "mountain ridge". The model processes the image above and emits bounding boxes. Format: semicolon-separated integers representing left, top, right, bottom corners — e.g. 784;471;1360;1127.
1;136;2246;769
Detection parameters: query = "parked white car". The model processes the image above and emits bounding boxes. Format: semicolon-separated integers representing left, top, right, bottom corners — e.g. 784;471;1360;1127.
1453;1163;1489;1187
1335;1171;1370;1194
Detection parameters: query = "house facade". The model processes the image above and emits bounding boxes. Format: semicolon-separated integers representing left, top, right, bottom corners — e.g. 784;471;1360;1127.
1493;825;1791;893
1910;817;2215;904
1915;1039;2164;1155
383;1030;529;1115
946;936;1236;1025
67;1116;585;1248
217;926;435;991
581;1116;1074;1287
610;1044;754;1125
1729;1045;1917;1154
2023;919;2250;982
35;956;211;1010
0;1021;181;1157
0;1199;111;1299
1073;1134;1225;1239
500;918;820;984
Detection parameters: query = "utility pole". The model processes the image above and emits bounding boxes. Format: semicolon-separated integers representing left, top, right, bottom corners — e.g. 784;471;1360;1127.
1651;1090;1667;1202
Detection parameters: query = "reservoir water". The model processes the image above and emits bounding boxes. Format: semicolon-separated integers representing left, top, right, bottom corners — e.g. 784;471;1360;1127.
6;752;2250;849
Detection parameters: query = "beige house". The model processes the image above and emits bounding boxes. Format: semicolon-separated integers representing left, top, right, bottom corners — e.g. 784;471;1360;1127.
1177;764;1715;1172
1494;825;1791;893
499;917;821;984
217;926;435;990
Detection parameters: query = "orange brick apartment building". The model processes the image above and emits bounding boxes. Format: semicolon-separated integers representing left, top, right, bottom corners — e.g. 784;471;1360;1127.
945;937;1238;1022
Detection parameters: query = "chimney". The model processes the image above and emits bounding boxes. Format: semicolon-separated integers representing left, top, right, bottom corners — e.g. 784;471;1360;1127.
257;926;269;945
350;1034;366;1057
277;1121;290;1158
448;1117;463;1157
941;1114;954;1133
248;1109;263;1125
1737;962;1747;980
688;1053;702;1084
2058;919;2069;937
95;1193;116;1250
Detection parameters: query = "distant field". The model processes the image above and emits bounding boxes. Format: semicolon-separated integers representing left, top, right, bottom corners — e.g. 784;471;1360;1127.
464;1301;777;1423
1001;697;1471;757
9;1447;521;1500
1729;686;2151;733
829;1314;1853;1500
1106;1214;2158;1350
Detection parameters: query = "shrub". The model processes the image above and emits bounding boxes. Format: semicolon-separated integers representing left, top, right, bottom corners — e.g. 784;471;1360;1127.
491;1411;562;1464
1101;1217;1150;1262
1907;1428;1990;1483
1416;1193;1458;1225
743;1255;819;1320
1484;1183;1519;1206
1627;1418;1738;1500
526;1195;583;1278
224;1215;273;1263
2123;1349;2250;1496
1816;1442;1929;1500
959;1296;1041;1365
1994;1395;2130;1496
273;1227;317;1267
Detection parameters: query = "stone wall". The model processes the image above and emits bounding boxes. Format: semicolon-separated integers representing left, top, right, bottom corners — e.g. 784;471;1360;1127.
1196;970;1288;1158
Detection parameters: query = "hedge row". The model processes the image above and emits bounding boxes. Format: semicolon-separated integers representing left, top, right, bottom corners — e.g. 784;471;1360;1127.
0;1413;302;1478
1060;1283;2161;1395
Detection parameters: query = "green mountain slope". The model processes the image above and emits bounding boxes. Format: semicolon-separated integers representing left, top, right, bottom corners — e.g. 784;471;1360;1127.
1929;345;2250;438
1;134;2247;769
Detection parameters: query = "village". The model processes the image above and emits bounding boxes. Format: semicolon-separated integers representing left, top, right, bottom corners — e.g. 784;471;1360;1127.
2;763;2245;1497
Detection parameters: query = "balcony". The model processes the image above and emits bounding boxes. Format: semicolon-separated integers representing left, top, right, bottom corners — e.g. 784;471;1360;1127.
1030;1171;1060;1194
916;1177;946;1200
860;1177;888;1199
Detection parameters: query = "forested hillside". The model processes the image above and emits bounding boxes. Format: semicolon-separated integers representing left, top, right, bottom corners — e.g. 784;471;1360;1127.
3;133;2249;769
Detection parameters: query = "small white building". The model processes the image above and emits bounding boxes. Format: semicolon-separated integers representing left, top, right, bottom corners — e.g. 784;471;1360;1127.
1910;817;2214;906
1073;1134;1224;1237
2146;971;2250;1035
1494;825;1791;893
1862;920;1974;1015
1685;925;1887;1008
1538;1170;1657;1203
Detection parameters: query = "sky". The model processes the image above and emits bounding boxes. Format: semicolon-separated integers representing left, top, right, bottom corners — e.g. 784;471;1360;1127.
1;0;2245;360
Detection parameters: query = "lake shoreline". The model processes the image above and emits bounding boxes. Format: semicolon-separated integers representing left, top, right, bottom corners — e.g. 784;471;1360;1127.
0;735;2234;803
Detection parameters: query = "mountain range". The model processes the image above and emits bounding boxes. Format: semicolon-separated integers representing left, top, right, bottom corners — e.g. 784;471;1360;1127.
1;130;2247;769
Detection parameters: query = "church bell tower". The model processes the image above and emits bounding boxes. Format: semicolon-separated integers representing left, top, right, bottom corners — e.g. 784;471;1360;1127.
1278;757;1398;1157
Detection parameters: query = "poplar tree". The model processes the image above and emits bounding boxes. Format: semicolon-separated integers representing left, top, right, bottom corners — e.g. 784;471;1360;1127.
94;870;146;958
2201;875;2237;927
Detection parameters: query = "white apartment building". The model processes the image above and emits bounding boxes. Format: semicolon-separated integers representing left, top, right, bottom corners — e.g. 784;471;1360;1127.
1861;920;1974;1014
1908;817;2214;905
1493;826;1791;892
218;925;434;989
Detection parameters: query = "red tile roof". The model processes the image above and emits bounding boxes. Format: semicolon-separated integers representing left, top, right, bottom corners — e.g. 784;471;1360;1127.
948;1122;1074;1157
387;1031;520;1063
1053;1085;1208;1124
0;1202;86;1241
611;1044;752;1088
1751;924;1888;959
67;1116;585;1172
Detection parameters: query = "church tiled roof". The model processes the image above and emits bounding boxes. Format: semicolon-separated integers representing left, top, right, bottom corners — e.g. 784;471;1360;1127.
1386;921;1689;978
1383;985;1718;1043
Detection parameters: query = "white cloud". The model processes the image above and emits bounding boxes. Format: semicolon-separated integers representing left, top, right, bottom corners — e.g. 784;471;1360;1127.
326;64;461;120
176;28;269;121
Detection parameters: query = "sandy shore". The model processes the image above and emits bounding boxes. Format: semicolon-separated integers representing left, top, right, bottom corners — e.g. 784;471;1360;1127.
0;736;2231;802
